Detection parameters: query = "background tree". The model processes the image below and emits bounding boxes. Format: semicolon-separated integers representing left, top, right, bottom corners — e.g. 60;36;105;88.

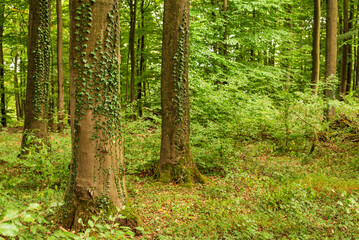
56;0;64;132
0;4;6;127
21;0;51;152
324;0;337;119
339;0;349;100
311;0;320;94
60;0;138;230
156;0;205;184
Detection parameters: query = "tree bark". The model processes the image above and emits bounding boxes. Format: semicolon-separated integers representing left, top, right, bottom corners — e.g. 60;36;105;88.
346;3;354;93
136;0;145;117
324;0;337;119
221;0;228;56
157;0;205;184
57;0;65;132
339;0;349;100
13;53;21;121
0;4;6;127
60;0;138;231
311;0;321;95
21;0;51;152
19;54;26;119
129;0;137;104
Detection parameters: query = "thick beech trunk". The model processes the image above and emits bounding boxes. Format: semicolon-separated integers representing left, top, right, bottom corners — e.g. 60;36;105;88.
21;0;51;152
311;0;320;95
60;0;138;231
57;0;65;132
157;0;205;184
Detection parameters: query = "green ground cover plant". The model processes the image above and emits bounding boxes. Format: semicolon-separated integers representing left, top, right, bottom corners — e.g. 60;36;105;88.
0;90;358;239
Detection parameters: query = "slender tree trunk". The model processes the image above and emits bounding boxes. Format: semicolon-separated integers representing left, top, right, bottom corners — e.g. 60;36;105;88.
0;4;6;127
346;3;354;93
211;0;218;54
324;0;337;119
60;0;138;231
156;0;205;184
129;0;137;104
356;33;359;91
125;45;129;104
21;0;51;153
221;0;228;56
57;0;65;132
136;0;145;116
339;0;349;100
19;54;26;119
14;53;21;121
311;0;321;95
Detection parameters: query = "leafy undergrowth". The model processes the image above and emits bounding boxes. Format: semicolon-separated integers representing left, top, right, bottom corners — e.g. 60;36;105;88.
0;125;358;239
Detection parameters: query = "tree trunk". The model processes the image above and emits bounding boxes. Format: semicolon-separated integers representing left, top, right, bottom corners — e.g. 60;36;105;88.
346;3;354;93
59;0;138;231
0;4;6;127
13;53;21;121
356;32;359;91
129;0;137;104
57;0;65;132
21;0;51;153
339;0;349;100
136;0;145;117
324;0;337;119
19;54;26;119
311;0;321;95
157;0;205;184
221;0;228;56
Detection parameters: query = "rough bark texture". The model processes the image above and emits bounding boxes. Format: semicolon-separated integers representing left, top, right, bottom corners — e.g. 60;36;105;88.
311;0;320;95
21;0;51;152
57;0;65;132
157;0;205;185
324;0;337;119
0;4;6;127
60;0;138;231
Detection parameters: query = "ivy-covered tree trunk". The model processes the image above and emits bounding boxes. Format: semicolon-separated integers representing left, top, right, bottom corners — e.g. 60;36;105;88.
60;0;138;231
156;0;205;184
0;4;6;128
57;0;65;132
311;0;320;95
21;0;51;152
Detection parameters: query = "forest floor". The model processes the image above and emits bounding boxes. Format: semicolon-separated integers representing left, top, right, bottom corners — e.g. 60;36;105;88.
0;127;358;239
